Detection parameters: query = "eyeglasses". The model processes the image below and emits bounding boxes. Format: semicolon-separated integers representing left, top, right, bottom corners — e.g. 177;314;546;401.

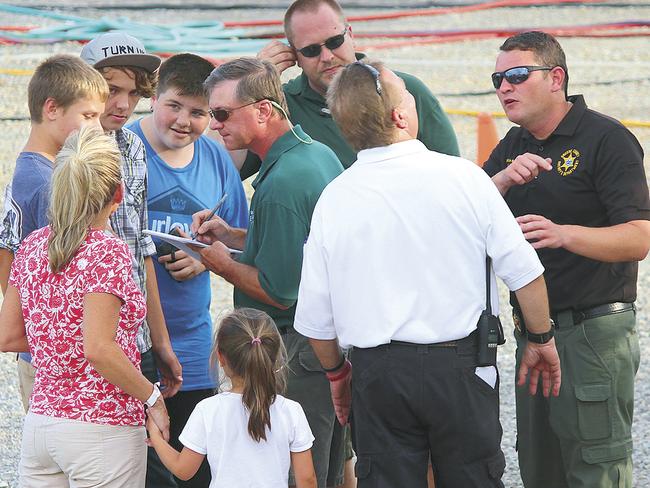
208;100;261;122
295;26;349;58
353;61;382;95
491;66;553;89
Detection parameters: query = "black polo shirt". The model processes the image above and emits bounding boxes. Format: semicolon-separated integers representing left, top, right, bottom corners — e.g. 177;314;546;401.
484;95;650;312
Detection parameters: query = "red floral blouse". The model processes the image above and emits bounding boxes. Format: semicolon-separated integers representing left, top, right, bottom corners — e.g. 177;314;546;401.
10;227;147;426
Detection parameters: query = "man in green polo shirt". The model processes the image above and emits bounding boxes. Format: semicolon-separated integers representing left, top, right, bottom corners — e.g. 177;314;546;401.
191;58;344;488
239;0;459;179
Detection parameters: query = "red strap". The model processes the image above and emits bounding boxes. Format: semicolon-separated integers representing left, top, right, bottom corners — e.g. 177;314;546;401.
326;360;352;382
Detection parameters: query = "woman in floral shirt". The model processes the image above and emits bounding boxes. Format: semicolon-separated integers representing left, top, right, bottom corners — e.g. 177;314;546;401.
0;127;169;487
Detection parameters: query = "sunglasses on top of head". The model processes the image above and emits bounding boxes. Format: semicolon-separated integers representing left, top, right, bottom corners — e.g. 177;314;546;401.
352;61;382;95
491;65;554;89
294;25;350;58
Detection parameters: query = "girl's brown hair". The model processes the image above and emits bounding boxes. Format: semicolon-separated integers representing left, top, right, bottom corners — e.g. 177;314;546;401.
213;308;287;442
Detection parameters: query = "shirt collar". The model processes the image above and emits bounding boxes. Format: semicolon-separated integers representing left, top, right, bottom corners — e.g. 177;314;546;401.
355;139;427;166
523;94;586;142
284;52;368;104
553;94;586;136
252;125;313;188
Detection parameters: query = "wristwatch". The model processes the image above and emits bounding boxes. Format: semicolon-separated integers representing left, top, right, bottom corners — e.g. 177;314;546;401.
526;319;555;344
145;382;162;408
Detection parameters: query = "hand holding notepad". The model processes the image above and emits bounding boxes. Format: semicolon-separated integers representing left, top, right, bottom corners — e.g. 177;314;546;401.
144;230;241;262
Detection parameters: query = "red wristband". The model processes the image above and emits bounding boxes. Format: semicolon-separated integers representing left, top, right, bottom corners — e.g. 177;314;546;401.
326;360;352;382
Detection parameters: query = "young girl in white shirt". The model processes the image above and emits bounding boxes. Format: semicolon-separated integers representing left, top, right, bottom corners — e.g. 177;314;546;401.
147;307;317;487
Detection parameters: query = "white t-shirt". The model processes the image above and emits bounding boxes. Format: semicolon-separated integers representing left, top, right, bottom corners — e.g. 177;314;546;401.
179;392;314;488
295;139;544;348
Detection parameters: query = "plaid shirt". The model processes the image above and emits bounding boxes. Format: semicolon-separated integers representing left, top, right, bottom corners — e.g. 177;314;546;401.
111;127;157;353
0;184;20;253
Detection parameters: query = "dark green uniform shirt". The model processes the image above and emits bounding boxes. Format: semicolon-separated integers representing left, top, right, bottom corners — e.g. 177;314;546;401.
240;57;459;178
484;95;650;312
235;125;343;328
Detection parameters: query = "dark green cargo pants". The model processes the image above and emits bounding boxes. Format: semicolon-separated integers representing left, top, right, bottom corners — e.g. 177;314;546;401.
282;328;346;488
514;308;639;488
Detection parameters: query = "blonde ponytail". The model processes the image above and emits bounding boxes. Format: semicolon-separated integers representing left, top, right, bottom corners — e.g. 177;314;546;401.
48;126;122;273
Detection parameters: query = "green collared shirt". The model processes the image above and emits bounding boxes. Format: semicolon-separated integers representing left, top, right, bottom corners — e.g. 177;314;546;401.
240;55;459;178
235;125;343;328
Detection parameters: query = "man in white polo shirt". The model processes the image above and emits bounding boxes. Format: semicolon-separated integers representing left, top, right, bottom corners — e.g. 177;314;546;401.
294;61;562;488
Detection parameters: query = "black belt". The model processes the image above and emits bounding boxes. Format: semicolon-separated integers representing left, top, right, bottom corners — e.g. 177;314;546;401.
552;302;635;328
388;330;478;349
515;302;635;332
354;331;480;368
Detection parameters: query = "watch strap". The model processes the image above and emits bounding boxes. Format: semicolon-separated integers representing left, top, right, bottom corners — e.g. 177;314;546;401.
526;320;555;344
145;382;162;407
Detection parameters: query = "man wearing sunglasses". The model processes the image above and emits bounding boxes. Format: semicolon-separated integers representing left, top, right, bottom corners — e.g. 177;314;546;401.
238;0;458;179
192;57;344;488
484;31;650;488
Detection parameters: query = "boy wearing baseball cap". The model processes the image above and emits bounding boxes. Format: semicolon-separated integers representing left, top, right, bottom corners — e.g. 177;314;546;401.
81;33;182;488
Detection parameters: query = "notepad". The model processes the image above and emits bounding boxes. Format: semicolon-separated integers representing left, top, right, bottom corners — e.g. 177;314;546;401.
144;229;242;261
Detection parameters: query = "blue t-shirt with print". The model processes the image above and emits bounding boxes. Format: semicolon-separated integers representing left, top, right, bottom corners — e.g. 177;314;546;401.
1;152;53;363
128;120;248;390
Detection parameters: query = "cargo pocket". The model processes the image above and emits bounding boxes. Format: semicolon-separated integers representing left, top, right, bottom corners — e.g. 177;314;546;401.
581;439;632;465
298;349;324;374
461;450;505;487
575;384;611;440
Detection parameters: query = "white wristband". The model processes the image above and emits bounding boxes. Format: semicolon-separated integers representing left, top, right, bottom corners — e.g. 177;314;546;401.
145;382;161;408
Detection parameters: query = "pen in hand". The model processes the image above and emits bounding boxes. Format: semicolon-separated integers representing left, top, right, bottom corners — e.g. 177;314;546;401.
190;193;228;239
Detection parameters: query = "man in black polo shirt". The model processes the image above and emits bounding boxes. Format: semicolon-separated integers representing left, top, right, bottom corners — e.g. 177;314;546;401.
484;31;650;488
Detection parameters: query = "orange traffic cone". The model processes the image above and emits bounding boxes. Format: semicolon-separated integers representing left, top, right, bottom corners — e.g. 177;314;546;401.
476;112;499;167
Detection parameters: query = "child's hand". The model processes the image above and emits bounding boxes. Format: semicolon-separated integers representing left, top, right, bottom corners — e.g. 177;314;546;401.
146;397;171;441
146;414;163;446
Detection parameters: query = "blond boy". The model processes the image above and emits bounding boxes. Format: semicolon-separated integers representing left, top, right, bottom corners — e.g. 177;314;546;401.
0;54;108;409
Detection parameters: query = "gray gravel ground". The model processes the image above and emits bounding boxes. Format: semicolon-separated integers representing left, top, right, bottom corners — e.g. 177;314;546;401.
1;1;650;486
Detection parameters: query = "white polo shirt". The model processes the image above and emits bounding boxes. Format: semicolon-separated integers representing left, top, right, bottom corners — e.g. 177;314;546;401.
294;139;543;349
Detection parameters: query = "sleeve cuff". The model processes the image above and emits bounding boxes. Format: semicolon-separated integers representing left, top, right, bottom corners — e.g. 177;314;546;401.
258;273;297;308
505;263;545;292
290;438;314;453
141;238;157;258
293;320;338;341
178;434;207;455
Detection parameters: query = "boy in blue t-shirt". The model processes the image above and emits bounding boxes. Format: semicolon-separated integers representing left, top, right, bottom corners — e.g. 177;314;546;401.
0;55;108;411
127;53;248;488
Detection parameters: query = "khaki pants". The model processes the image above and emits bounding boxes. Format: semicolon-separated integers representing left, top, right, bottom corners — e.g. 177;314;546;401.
20;412;147;488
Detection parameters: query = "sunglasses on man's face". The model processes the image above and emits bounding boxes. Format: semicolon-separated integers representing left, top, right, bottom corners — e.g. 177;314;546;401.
208;100;260;123
295;26;349;58
491;66;553;89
